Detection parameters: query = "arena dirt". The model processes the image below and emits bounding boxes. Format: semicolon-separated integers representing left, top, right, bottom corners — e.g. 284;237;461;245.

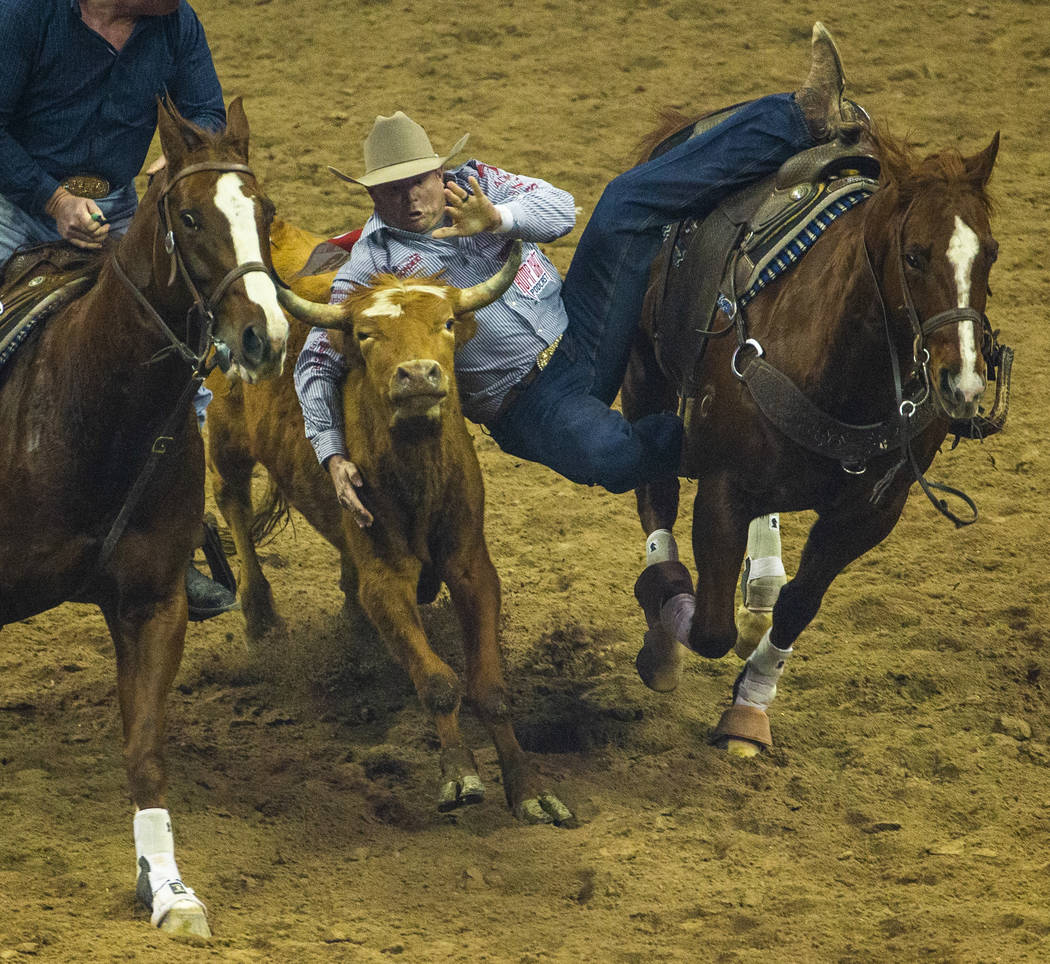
2;1;1049;960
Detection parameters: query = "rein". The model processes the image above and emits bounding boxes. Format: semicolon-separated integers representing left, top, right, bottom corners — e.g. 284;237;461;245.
88;160;271;580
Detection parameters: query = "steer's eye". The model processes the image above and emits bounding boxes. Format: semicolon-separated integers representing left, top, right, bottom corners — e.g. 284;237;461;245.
356;330;371;343
444;318;455;332
180;211;200;230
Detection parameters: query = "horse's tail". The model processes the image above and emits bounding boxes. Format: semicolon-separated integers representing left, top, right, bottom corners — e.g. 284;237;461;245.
251;478;292;546
633;107;701;165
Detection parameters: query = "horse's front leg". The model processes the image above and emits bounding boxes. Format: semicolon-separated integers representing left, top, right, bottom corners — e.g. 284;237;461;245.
714;486;910;757
103;583;210;938
444;542;574;827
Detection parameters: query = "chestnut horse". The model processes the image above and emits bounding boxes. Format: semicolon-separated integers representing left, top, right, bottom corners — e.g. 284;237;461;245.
0;99;318;936
622;123;1003;754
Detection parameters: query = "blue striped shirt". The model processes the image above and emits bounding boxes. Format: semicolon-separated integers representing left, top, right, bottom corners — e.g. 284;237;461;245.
295;160;575;465
0;0;225;213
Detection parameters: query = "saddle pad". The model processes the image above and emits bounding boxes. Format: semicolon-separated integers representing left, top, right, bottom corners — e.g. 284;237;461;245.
734;188;873;310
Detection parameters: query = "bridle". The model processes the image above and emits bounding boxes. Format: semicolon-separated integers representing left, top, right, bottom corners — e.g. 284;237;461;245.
730;191;990;528
91;160;272;578
861;196;985;527
109;160;271;376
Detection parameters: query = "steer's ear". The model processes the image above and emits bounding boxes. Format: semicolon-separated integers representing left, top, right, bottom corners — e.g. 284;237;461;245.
453;310;478;349
329;325;364;370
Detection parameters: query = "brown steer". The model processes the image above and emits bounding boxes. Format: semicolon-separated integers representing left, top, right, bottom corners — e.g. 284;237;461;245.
205;224;573;824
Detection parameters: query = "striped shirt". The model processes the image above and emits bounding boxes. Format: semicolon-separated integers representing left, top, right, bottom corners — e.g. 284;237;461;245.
294;159;575;465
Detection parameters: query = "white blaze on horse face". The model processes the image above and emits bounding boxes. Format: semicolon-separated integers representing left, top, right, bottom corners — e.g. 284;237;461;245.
946;215;983;398
213;173;289;360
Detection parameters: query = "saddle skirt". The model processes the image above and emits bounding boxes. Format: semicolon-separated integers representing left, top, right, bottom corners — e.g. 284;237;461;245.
0;243;104;373
648;136;880;397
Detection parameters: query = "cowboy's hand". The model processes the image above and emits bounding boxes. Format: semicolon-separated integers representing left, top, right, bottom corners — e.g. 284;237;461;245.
145;155;168;177
432;176;501;238
45;186;108;250
327;454;374;528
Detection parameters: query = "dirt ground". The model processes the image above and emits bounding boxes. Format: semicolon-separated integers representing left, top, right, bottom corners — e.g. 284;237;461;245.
2;1;1049;961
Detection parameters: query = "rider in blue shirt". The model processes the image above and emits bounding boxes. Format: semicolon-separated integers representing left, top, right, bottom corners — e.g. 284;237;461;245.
0;0;234;620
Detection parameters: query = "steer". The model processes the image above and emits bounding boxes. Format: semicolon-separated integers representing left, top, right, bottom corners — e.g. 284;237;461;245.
205;230;573;824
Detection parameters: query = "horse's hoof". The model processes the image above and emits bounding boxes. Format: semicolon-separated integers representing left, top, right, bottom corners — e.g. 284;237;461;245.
159;903;211;939
515;792;575;827
734;605;772;660
710;704;773;753
635;626;686;692
437;773;485;812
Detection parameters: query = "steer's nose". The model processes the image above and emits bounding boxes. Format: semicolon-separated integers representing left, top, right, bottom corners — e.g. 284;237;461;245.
394;359;444;393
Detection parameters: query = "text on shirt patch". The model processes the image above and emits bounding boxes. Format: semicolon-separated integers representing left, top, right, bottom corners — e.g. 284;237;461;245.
513;249;551;298
395;253;423;278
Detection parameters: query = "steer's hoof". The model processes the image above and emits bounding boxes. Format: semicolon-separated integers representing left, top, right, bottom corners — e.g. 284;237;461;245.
160;903;211;939
438;773;485;812
516;792;575;827
733;605;772;660
635;626;686;693
710;704;773;758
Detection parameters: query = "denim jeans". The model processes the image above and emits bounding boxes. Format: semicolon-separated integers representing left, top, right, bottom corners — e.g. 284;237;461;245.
491;93;813;493
0;183;138;263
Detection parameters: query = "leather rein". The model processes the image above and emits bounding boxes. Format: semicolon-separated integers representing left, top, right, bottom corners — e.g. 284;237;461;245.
90;160;271;579
733;196;984;528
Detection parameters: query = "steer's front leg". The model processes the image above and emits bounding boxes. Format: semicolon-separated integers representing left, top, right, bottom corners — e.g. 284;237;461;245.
354;554;484;812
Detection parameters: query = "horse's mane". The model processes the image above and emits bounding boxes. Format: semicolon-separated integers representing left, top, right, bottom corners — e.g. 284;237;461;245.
870;126;995;216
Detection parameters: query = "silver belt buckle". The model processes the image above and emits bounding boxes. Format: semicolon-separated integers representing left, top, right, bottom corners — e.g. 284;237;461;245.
60;174;111;199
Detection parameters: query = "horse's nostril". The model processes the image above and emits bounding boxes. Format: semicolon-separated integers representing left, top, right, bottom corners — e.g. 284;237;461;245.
242;325;265;364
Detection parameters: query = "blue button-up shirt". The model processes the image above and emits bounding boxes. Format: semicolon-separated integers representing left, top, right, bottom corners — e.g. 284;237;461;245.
0;0;225;214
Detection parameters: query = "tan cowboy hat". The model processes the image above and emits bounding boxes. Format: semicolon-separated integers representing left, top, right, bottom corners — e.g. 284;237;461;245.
327;111;470;188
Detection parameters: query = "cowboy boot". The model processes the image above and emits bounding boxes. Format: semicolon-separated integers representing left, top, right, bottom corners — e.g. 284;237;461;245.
794;22;862;142
186;563;238;621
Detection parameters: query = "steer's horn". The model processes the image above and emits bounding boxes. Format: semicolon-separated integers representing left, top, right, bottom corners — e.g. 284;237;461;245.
274;285;353;330
456;240;523;314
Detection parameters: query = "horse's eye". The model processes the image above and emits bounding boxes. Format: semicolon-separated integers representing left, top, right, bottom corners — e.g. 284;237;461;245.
904;250;923;270
987;241;999;264
180;211;199;230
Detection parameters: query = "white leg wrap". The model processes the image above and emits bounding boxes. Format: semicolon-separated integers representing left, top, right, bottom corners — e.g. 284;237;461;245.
134;808;206;928
659;592;695;644
734;629;792;712
746;514;783;560
645;529;679;566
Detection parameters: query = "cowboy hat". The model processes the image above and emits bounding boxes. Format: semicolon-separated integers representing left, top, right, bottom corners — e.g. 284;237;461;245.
327;111;470;188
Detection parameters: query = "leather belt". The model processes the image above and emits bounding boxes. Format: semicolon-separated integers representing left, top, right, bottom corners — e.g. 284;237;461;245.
493;333;563;423
60;174;111;199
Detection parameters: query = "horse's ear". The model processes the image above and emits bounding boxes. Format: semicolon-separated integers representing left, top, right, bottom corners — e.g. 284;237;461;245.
965;131;999;189
225;96;250;162
156;95;209;167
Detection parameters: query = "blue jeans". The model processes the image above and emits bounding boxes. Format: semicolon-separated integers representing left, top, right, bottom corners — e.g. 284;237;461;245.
0;183;138;263
491;93;813;493
0;183;213;424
